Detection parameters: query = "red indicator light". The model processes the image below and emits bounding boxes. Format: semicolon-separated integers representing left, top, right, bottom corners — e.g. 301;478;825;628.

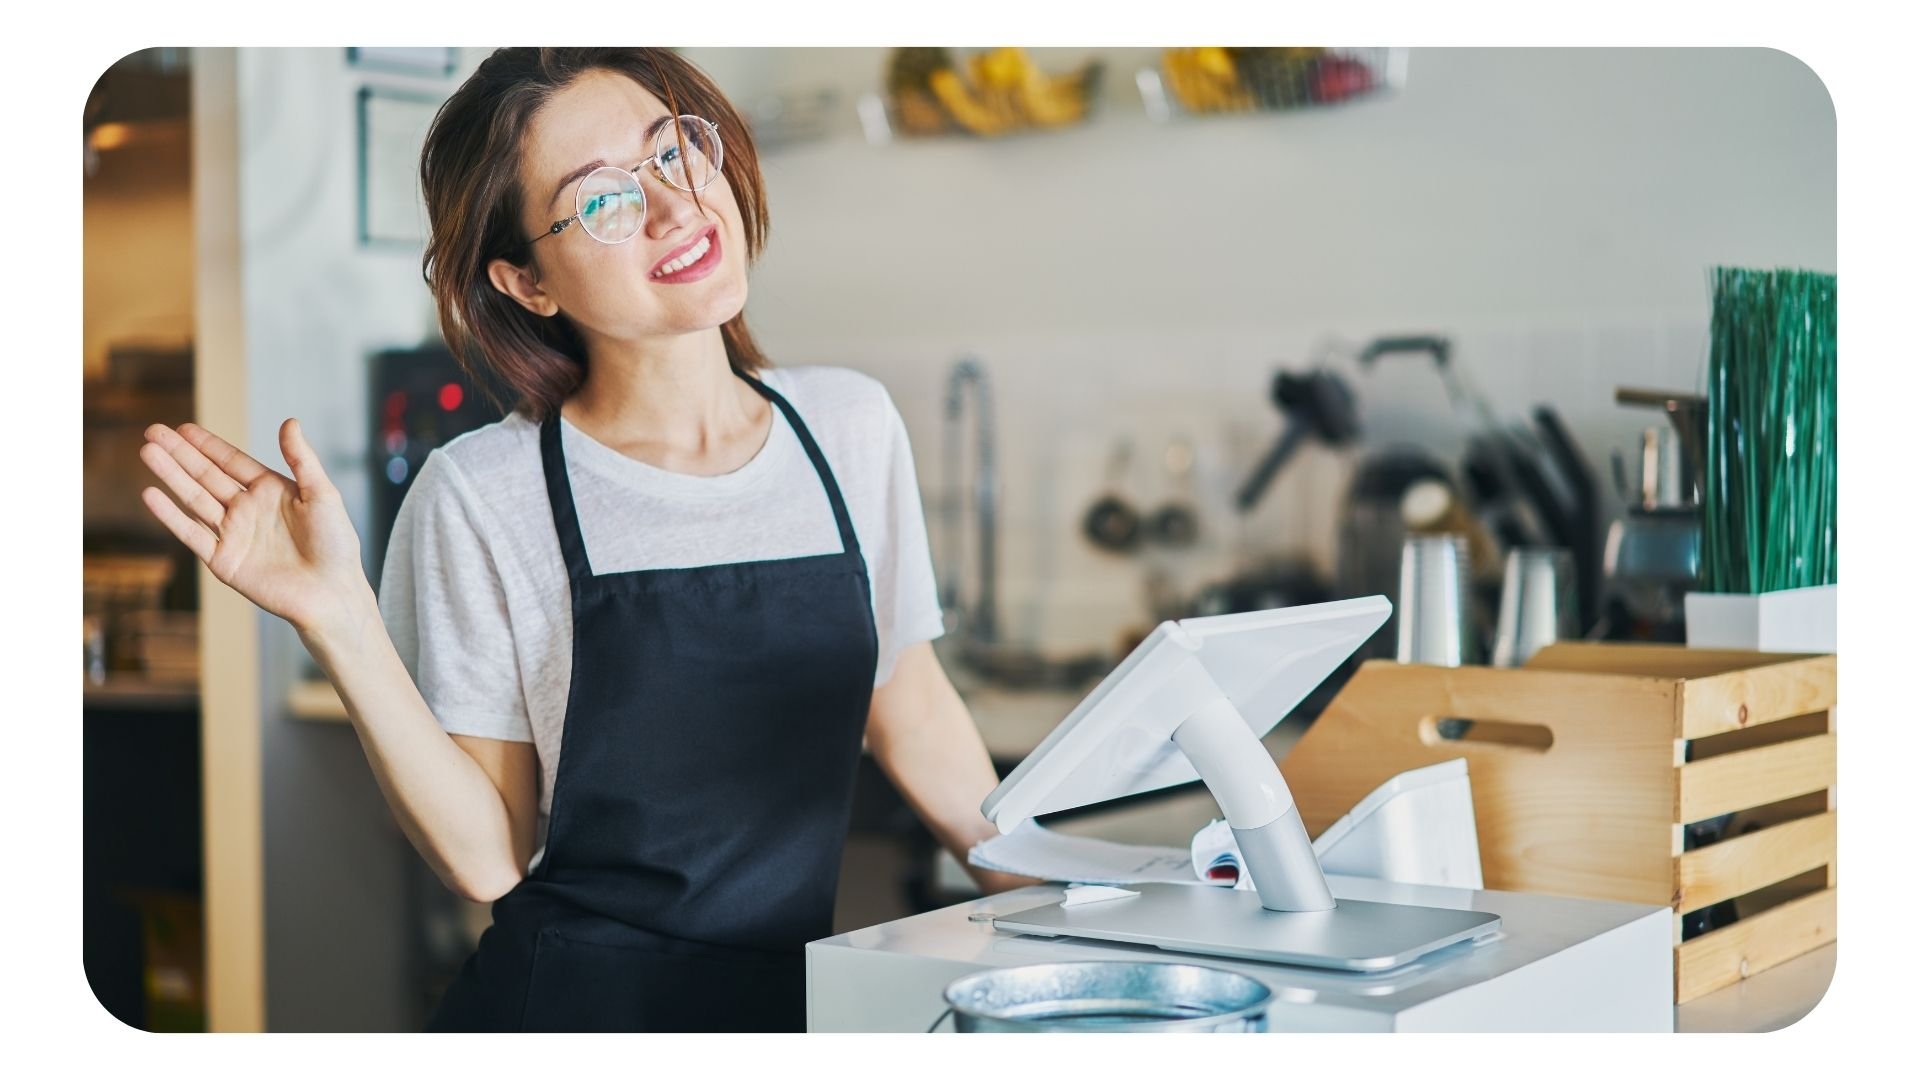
438;383;464;411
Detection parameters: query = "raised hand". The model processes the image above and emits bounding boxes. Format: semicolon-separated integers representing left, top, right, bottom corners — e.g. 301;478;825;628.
139;418;373;636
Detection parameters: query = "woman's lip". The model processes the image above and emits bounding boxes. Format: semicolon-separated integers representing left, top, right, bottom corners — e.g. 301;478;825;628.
649;225;719;278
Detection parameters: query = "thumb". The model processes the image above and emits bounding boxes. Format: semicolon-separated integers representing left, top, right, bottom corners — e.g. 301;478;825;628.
279;418;331;495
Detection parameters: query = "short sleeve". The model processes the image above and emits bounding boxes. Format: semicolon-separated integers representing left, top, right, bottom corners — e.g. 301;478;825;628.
870;388;947;687
377;451;535;742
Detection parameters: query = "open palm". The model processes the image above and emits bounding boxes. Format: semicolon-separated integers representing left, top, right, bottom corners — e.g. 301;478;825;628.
138;418;370;634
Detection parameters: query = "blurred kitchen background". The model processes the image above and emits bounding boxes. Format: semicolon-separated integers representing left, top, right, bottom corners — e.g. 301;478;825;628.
81;47;1833;1031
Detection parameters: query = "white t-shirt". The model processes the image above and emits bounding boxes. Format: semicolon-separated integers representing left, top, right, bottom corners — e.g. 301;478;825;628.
376;365;946;842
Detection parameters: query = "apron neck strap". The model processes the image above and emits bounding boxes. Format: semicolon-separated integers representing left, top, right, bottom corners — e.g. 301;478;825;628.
734;367;862;559
539;411;594;583
538;367;863;585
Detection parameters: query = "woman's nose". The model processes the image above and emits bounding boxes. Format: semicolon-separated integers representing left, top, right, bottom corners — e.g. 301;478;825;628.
642;169;707;238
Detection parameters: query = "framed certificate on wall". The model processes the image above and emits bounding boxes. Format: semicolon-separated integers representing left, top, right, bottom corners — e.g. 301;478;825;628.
347;47;459;78
356;85;442;249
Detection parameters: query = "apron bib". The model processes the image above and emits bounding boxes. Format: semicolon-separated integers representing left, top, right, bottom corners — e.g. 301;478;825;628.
426;368;878;1032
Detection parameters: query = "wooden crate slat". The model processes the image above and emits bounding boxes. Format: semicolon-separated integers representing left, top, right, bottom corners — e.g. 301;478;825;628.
1722;790;1832;835
1685;710;1831;762
1677;733;1835;823
1673;812;1836;914
1674;887;1836;1003
1526;642;1819;679
1679;655;1837;739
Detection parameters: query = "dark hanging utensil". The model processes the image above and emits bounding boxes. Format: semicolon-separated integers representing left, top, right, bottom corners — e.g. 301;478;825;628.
1234;369;1360;513
1082;439;1143;553
1145;435;1201;548
1530;405;1601;631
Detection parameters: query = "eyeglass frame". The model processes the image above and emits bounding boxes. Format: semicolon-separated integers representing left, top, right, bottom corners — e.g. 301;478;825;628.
518;115;724;250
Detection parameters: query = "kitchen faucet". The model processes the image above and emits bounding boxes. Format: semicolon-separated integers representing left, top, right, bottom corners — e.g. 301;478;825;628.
941;357;998;643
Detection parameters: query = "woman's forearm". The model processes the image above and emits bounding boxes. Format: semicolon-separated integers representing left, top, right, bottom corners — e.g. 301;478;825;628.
298;583;529;901
867;643;1045;895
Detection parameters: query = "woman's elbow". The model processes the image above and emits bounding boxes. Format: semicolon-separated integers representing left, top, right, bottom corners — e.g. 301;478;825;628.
446;863;523;904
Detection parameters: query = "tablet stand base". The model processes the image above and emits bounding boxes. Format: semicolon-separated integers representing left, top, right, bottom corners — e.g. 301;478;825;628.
990;882;1503;973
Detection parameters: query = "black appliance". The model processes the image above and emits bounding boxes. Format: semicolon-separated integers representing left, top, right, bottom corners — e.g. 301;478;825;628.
366;344;509;587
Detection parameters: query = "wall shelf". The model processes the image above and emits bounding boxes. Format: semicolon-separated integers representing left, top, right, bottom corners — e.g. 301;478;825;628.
85;676;200;712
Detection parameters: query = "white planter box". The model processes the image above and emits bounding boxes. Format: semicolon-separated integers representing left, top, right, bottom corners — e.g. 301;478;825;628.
1685;584;1837;653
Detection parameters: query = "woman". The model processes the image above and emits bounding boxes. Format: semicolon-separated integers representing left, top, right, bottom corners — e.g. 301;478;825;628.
136;47;1035;1032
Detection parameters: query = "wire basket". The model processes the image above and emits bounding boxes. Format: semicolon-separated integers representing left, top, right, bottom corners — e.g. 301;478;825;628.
862;48;1105;143
1138;47;1407;122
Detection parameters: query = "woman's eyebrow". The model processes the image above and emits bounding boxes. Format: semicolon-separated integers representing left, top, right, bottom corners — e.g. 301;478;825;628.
548;114;679;207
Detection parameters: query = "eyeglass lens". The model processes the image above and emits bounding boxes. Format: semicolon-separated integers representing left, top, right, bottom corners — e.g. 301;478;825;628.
575;116;723;244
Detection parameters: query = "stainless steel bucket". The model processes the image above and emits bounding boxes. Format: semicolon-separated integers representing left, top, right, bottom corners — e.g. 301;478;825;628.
938;961;1271;1032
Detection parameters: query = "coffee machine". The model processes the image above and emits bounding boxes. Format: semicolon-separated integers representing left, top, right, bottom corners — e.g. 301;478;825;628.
1595;387;1705;642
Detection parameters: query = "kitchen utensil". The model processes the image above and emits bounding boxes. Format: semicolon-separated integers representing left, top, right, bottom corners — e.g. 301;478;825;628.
1530;405;1602;627
1145;435;1199;547
1081;438;1143;553
1233;369;1359;512
1598;510;1700;641
1396;534;1475;665
1399;478;1503;581
937;961;1271;1032
1597;387;1708;642
1491;547;1577;667
1337;448;1453;660
1357;334;1572;573
1502;422;1587;565
1639;425;1686;509
1615;387;1707;505
1460;433;1544;550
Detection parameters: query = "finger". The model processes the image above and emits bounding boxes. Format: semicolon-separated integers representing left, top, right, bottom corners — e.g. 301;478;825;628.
172;422;275;488
279;418;332;496
146;423;244;505
142;486;217;563
139;440;227;532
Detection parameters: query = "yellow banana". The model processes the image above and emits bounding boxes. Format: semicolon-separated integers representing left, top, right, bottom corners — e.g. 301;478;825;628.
980;47;1028;89
929;67;1013;136
1161;49;1194;110
1015;63;1087;127
1163;47;1250;113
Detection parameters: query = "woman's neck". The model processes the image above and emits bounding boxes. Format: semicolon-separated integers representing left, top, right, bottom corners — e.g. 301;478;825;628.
562;328;771;476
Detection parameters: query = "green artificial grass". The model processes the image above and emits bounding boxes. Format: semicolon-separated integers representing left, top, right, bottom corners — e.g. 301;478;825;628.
1701;267;1837;594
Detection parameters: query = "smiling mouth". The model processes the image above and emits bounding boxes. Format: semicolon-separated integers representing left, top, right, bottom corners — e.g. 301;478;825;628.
650;225;721;281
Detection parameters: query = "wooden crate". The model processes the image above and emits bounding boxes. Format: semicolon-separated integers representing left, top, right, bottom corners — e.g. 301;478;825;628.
1284;642;1835;1003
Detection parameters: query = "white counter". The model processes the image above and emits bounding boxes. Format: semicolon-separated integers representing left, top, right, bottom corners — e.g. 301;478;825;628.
807;875;1674;1032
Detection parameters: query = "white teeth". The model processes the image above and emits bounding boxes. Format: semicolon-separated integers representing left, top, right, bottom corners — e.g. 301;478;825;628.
653;234;712;277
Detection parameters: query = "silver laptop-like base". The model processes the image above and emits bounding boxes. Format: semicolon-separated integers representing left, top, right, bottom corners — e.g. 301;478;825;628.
991;882;1503;973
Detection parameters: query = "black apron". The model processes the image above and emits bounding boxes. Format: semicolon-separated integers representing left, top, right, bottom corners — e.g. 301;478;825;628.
426;368;878;1032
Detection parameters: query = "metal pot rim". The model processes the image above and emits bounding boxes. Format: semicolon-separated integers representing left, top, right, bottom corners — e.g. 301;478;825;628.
941;960;1273;1033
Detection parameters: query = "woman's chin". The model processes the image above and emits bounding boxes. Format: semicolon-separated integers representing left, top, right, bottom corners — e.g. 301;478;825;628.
654;274;747;328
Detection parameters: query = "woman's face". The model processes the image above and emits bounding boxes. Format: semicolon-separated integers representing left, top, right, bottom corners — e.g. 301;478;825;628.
499;69;750;345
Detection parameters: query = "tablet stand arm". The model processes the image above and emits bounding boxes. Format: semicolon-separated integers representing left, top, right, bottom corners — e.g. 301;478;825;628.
1171;696;1337;912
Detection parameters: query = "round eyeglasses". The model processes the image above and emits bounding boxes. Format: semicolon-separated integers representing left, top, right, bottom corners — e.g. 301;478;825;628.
523;115;724;248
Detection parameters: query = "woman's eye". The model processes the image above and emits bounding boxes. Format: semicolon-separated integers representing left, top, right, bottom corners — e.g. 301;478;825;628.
660;145;681;165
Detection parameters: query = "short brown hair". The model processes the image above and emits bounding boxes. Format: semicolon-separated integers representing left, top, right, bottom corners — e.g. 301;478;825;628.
420;48;771;421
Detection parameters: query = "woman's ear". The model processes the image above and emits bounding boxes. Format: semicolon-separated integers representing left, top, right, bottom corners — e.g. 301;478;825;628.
487;256;560;317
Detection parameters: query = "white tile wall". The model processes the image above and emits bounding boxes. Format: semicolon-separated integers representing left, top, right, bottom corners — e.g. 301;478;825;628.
707;47;1834;649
